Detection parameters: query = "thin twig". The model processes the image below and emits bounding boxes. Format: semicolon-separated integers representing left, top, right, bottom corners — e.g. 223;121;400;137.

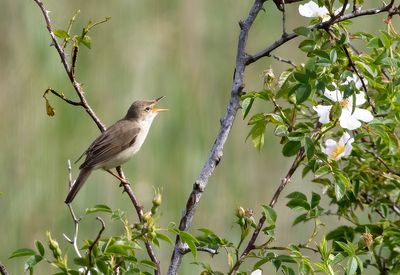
341;45;377;114
44;88;82;106
246;2;397;66
63;160;83;258
167;0;266;274
229;147;305;274
87;217;106;274
180;244;219;256
0;262;9;275
271;54;296;67
281;0;287;36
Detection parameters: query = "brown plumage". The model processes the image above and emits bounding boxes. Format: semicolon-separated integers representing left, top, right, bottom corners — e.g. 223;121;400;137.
65;97;167;204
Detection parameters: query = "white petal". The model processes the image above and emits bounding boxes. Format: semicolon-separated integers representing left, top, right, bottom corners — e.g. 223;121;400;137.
339;109;362;130
339;132;351;145
323;139;337;155
313;105;332;124
251;270;262;275
343;138;354;157
299;1;319;17
355;92;366;106
353;108;374;122
324;89;342;102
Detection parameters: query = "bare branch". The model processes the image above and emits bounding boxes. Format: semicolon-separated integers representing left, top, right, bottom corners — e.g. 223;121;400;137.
0;262;9;275
44;88;82;106
167;0;267;274
271;54;296;67
179;244;219;256
247;2;397;66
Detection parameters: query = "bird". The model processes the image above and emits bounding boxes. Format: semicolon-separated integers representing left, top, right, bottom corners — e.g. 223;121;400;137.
65;96;167;204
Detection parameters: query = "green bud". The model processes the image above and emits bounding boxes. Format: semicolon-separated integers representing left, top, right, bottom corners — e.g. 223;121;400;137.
236;206;245;218
263;68;275;89
152;193;162;206
143;211;152;222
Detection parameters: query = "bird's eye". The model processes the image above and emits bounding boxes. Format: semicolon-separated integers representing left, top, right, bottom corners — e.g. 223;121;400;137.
144;107;151;112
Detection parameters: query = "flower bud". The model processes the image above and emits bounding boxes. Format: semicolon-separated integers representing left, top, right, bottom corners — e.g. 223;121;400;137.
152;193;162;207
143;211;152;222
236;206;246;218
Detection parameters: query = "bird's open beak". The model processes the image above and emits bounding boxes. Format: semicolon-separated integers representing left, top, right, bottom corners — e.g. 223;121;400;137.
152;96;168;112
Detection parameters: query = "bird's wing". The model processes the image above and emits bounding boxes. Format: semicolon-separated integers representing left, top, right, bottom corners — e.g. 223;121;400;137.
79;120;140;169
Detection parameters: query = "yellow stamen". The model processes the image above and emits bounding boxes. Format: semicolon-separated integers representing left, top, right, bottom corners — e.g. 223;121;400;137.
339;98;350;108
329;144;345;160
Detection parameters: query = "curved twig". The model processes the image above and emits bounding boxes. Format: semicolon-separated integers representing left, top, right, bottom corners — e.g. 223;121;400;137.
87;217;106;274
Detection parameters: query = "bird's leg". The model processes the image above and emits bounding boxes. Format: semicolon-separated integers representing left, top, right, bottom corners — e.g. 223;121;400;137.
105;169;130;184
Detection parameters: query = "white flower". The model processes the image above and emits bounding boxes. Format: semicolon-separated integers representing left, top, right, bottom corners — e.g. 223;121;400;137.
299;1;329;19
251;270;262;275
313;75;373;130
323;132;354;160
344;74;368;90
299;1;349;22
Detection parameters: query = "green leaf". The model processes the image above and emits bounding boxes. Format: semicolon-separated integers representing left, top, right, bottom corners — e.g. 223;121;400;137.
24;255;43;272
35;240;45;257
304;137;315;160
286;191;307;201
282;141;301;157
140;260;157;270
9;248;36;259
299;40;316;52
241;97;254;119
286;199;310;211
262;205;277;225
334;172;350;201
247;121;266;151
293;26;311;37
330;49;337;63
295;84;311;104
347;257;358;275
275;125;288;137
53;29;69;39
85;204;112;215
156;232;173;244
310;192;321;209
179;231;198;258
293;213;308;226
315;165;330;178
77;35;92;49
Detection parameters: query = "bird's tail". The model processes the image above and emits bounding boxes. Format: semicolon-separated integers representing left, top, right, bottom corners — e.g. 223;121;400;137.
65;168;92;204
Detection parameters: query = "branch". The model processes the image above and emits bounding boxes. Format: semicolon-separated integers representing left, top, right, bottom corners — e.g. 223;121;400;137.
0;262;9;275
33;0;105;131
63;160;82;258
44;88;82;106
229;148;305;274
246;2;397;66
87;217;106;273
33;1;160;273
180;244;219;256
167;1;267;274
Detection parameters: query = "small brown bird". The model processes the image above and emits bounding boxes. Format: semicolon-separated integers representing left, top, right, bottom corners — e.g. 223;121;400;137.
65;96;167;204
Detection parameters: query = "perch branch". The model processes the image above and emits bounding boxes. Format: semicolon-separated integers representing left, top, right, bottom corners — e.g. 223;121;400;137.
167;0;267;274
33;1;160;273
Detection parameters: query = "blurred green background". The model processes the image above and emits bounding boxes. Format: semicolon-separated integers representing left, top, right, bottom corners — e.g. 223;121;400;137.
0;0;394;273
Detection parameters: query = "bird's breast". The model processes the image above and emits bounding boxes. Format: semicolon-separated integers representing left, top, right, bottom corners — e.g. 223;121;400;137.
100;124;151;170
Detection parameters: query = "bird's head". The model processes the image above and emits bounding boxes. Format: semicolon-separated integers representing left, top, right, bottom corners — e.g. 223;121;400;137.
125;96;168;122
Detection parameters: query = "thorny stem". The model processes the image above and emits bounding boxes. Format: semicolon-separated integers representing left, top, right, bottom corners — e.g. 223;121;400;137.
33;1;160;273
